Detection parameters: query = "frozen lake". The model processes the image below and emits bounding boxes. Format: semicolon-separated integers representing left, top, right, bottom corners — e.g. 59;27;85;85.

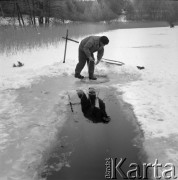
0;23;178;179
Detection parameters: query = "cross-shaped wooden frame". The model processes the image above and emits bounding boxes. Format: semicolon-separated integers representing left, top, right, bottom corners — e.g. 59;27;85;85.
62;29;79;63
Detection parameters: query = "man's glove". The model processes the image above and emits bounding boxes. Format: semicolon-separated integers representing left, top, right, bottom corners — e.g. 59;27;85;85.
89;57;94;62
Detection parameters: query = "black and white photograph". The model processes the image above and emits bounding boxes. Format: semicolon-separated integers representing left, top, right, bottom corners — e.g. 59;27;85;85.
0;0;178;179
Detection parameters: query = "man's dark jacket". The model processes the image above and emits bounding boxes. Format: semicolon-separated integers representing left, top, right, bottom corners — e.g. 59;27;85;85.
79;36;104;61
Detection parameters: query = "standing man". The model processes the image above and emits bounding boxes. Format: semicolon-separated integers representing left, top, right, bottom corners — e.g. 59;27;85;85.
75;36;109;80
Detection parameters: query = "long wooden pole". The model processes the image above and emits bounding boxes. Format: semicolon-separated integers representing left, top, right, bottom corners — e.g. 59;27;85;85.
63;29;68;63
102;58;125;65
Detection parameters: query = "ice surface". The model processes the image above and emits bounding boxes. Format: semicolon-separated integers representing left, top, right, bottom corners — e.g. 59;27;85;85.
111;26;178;175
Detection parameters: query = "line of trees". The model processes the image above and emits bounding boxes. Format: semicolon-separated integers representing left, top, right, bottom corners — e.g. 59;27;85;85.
126;0;178;23
0;0;178;25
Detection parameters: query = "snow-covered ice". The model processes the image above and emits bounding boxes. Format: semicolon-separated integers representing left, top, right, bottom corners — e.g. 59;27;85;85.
110;26;178;176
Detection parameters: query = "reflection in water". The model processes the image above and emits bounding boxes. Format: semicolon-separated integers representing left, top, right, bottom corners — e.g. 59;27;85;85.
77;88;110;124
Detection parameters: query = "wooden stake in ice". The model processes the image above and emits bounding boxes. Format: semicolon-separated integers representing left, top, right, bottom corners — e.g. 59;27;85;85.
63;29;68;63
62;29;79;63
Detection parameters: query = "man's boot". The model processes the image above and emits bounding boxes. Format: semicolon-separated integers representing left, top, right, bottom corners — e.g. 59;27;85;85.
75;73;84;79
89;74;97;80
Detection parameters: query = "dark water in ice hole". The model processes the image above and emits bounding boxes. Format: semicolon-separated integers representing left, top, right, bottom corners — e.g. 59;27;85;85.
44;87;148;180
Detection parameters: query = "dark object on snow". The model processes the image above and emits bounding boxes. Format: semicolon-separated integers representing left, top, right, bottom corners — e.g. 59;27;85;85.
137;66;145;70
77;88;111;124
169;23;174;28
13;61;24;67
18;61;24;66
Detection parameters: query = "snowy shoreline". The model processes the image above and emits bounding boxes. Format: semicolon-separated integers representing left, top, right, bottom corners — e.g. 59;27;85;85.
0;17;172;28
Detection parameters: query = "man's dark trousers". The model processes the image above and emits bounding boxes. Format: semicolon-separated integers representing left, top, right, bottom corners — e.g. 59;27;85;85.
75;49;94;77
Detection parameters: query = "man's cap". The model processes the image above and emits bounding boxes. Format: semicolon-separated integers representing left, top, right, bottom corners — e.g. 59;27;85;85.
100;36;109;45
